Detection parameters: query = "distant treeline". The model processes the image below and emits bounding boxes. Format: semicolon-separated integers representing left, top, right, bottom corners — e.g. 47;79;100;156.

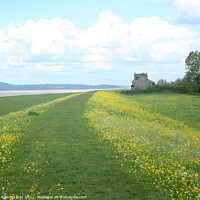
155;72;200;95
120;78;199;95
120;78;200;95
154;51;200;94
154;78;196;94
0;82;127;90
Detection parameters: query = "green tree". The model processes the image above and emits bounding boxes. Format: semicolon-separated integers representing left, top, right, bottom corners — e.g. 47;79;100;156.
173;78;184;86
157;79;168;85
185;50;200;93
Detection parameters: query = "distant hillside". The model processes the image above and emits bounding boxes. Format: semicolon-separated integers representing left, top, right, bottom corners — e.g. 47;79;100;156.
0;82;128;90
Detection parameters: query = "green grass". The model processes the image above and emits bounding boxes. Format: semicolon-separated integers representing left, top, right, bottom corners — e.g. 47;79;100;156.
1;92;166;200
0;93;74;116
85;91;200;199
123;92;200;130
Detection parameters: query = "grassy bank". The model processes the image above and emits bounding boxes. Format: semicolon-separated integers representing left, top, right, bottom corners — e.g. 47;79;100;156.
1;92;165;200
86;91;200;199
125;92;200;130
0;93;73;116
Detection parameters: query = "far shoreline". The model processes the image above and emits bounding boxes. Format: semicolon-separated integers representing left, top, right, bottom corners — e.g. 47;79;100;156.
0;89;93;97
0;88;121;97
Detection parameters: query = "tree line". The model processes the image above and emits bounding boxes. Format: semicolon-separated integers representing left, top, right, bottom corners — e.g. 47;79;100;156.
157;50;200;94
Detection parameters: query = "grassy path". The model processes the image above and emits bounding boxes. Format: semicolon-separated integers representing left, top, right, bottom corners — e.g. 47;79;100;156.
0;93;73;115
1;92;165;199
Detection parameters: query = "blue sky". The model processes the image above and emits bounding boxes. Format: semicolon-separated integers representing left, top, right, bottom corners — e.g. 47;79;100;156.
0;0;177;28
0;0;200;85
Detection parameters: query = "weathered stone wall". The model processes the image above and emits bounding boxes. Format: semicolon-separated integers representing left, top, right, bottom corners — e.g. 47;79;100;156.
131;73;155;90
133;79;152;90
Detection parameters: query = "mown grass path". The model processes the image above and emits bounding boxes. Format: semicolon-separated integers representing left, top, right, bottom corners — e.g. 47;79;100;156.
0;93;73;116
1;92;165;200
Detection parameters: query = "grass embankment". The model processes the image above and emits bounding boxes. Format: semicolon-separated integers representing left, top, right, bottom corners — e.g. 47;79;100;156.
0;92;163;200
86;91;200;199
0;93;73;116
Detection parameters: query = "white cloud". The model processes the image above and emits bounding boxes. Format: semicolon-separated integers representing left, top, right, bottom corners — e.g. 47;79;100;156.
6;17;76;55
0;11;200;83
83;62;111;69
173;0;200;23
81;48;112;62
34;63;65;72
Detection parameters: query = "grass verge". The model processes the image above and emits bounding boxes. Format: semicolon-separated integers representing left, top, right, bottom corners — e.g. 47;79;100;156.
0;93;74;116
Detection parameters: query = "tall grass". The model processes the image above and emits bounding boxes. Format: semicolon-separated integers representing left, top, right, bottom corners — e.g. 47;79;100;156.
85;91;200;199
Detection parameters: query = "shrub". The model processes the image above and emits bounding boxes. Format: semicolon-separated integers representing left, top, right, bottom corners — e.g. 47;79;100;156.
27;111;39;116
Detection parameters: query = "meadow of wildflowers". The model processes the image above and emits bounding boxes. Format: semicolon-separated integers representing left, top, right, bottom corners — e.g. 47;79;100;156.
85;91;200;199
0;92;82;193
127;93;200;130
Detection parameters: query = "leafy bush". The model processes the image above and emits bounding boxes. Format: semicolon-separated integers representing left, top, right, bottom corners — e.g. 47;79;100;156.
119;85;187;95
27;111;39;116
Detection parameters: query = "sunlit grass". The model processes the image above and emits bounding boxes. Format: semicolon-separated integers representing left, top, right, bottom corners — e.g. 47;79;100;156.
85;91;200;199
1;90;199;199
0;92;161;199
0;92;82;196
0;93;73;116
126;92;200;130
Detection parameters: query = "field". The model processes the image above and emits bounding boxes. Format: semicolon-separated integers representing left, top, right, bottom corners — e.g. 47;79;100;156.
0;93;74;116
0;91;200;199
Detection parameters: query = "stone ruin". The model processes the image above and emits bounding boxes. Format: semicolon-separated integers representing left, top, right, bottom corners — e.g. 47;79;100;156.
131;73;155;90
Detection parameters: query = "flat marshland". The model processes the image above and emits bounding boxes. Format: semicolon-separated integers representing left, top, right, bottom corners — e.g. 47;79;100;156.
0;91;199;199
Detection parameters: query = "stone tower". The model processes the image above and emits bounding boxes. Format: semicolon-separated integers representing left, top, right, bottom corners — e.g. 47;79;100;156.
131;73;155;90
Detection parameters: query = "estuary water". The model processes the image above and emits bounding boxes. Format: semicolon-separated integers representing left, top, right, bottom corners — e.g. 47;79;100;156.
0;89;94;97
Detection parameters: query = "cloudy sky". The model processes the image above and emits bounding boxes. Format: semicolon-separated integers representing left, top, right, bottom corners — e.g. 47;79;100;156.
0;0;200;85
